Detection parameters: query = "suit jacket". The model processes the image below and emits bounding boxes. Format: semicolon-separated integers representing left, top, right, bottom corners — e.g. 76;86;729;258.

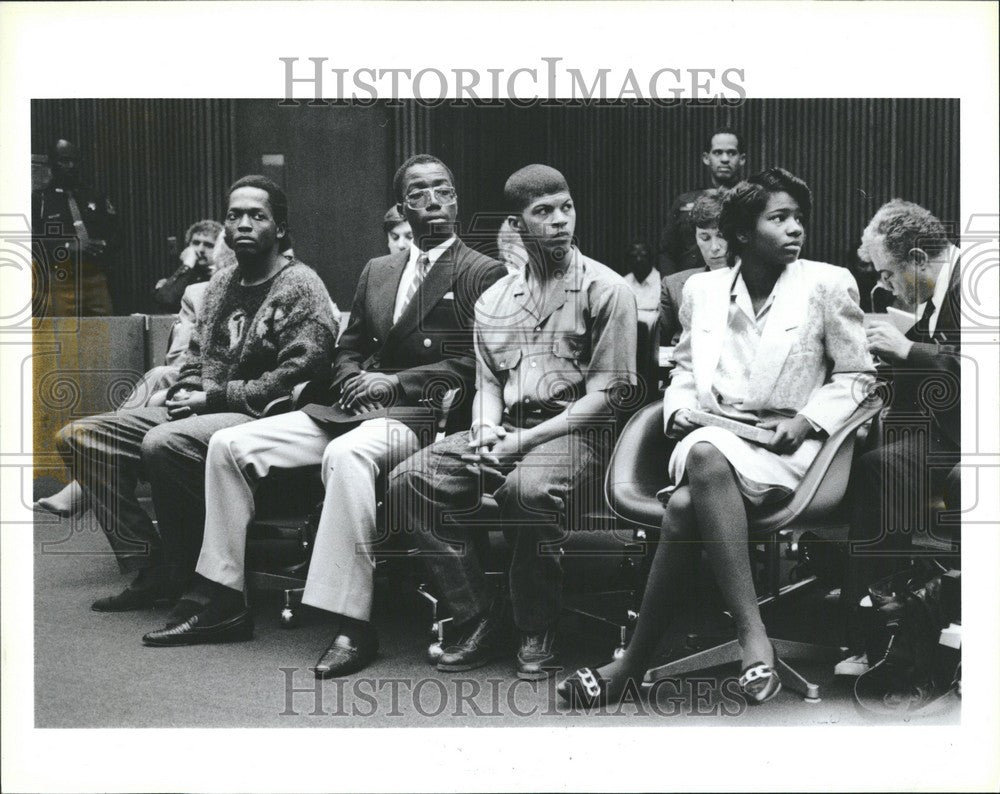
884;259;961;452
659;265;707;346
664;259;875;435
302;239;505;434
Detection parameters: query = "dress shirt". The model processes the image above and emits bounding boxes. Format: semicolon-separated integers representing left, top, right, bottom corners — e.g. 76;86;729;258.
393;236;456;323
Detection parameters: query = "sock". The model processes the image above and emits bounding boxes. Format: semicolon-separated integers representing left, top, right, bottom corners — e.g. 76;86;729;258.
334;613;370;641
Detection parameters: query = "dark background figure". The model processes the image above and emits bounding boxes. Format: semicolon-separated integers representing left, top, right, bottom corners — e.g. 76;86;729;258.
657;128;746;276
622;241;659;320
382;205;413;254
32;138;121;317
153;220;224;311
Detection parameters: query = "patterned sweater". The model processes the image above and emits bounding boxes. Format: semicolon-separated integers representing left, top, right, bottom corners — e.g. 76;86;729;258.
170;259;338;416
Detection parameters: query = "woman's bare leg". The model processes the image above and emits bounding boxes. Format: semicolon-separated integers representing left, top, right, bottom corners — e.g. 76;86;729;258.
685;441;772;668
593;486;699;694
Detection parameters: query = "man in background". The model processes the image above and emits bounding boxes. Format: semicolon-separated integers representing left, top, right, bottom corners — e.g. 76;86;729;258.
842;199;962;656
657;128;746;275
153;220;224;311
32;137;121;317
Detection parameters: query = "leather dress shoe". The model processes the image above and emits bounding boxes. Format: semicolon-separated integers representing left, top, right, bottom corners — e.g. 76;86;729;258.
516;627;558;680
313;628;379;679
142;609;253;647
92;567;172;612
437;612;508;672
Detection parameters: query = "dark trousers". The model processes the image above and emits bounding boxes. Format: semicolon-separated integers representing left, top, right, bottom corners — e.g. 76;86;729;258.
842;434;960;647
57;407;250;583
388;425;609;633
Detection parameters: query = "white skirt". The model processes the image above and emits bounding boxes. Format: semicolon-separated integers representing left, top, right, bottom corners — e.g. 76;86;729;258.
665;426;822;506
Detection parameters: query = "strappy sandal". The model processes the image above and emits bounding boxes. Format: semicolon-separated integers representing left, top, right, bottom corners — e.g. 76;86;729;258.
739;661;783;704
557;667;612;707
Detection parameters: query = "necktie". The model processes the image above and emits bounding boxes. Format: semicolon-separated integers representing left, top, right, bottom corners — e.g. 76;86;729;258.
913;299;936;339
401;253;430;317
65;190;92;249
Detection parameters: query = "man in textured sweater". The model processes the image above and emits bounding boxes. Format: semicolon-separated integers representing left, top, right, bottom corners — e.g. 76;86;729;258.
57;175;338;612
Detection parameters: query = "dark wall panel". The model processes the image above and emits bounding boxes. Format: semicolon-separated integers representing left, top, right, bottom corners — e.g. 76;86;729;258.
233;101;393;308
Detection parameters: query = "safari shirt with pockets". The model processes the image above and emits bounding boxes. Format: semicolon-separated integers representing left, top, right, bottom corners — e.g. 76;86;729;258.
473;248;638;420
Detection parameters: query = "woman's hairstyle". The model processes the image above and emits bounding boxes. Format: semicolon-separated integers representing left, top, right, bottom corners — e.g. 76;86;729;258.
718;167;812;254
382;205;407;234
689;188;727;229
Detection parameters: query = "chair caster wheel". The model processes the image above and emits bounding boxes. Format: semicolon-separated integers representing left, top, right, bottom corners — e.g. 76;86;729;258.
427;641;444;664
612;644;627;660
280;607;298;628
804;684;821;702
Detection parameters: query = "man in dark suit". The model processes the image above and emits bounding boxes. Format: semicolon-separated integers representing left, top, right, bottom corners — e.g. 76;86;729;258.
657;128;745;276
842;199;962;650
143;155;505;678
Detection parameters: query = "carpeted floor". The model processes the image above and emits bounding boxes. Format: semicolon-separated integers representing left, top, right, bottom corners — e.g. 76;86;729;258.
33;507;960;728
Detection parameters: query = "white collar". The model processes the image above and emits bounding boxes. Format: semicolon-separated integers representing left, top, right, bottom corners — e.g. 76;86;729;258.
408;235;456;267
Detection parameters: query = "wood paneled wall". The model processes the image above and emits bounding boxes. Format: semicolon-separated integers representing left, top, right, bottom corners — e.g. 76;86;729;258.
33;98;958;313
417;98;960;272
32;99;238;312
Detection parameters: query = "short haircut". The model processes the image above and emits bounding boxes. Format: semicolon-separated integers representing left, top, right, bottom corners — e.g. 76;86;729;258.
185;219;223;245
705;127;745;154
719;167;812;255
858;199;952;263
504;164;570;213
690;188;727;228
382;205;408;234
227;175;289;228
392;154;455;202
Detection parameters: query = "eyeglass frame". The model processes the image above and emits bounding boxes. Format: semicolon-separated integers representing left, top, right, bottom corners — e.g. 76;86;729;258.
402;186;458;210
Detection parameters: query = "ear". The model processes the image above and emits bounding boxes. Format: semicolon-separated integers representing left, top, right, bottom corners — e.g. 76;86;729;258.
508;213;523;232
702;152;712;167
908;247;929;269
396;202;405;215
275;223;287;240
737;232;750;244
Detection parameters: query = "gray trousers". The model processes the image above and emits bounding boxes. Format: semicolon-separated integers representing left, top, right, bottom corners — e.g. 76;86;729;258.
56;407;250;577
387;427;609;633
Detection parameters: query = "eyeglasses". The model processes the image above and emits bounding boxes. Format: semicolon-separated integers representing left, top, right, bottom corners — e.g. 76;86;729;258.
404;186;458;210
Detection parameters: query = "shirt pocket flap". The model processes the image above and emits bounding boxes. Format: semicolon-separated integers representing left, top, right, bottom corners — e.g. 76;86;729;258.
491;347;522;371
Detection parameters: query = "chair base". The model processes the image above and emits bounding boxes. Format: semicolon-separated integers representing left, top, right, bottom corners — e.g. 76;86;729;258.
644;637;845;702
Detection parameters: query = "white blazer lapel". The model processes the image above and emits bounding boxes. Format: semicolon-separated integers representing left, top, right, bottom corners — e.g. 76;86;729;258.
691;266;734;406
745;261;806;407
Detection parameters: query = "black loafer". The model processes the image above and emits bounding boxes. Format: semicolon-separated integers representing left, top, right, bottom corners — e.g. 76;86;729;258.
313;629;379;679
437;613;508;672
142;609;253;647
516;628;558;680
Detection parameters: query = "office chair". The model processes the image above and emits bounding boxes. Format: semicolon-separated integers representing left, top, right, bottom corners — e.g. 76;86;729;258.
606;396;883;702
